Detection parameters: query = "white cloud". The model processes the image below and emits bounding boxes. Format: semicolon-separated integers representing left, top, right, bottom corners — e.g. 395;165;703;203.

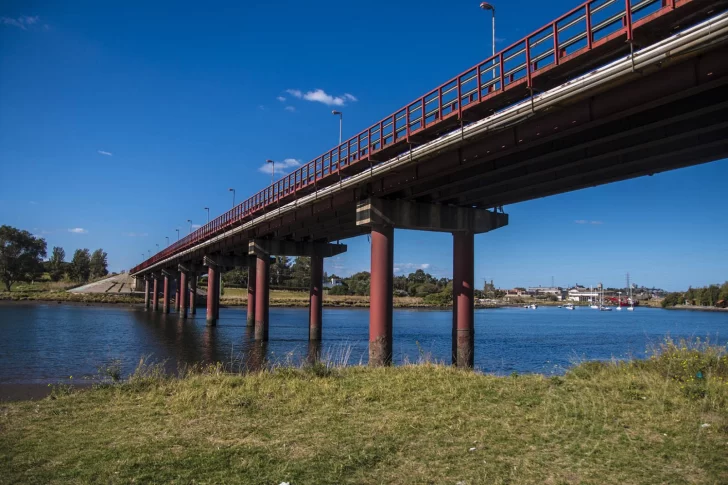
285;88;358;107
191;224;202;229
394;263;432;273
1;15;39;30
68;228;88;234
276;96;286;102
284;106;296;112
97;150;112;156
590;220;603;225
575;220;604;225
574;220;587;224
258;158;301;175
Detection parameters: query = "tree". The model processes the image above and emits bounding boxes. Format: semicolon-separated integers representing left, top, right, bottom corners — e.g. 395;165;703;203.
0;225;47;291
270;256;292;286
69;249;91;282
48;246;66;281
89;249;109;279
289;256;311;288
222;268;248;287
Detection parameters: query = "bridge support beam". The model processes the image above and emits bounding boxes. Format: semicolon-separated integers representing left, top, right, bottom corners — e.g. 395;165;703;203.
369;225;394;366
174;274;181;312
453;231;475;368
161;270;173;314
309;255;323;341
178;269;188;318
254;254;270;341
205;263;219;325
144;277;151;310
247;257;256;327
358;197;507;368
152;274;160;311
189;273;197;315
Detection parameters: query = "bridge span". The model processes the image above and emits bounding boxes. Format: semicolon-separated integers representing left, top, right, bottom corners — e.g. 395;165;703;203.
131;0;728;367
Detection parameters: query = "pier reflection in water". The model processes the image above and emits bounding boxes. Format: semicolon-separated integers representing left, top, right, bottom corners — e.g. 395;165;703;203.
0;303;726;384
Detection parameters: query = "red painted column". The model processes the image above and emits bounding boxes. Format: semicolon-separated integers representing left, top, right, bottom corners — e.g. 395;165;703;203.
179;270;188;318
174;274;181;311
215;272;222;319
144;278;150;310
309;255;324;340
369;225;394;366
452;231;475;368
254;254;270;341
189;273;197;315
152;276;159;311
163;275;170;314
206;265;218;325
247;259;256;327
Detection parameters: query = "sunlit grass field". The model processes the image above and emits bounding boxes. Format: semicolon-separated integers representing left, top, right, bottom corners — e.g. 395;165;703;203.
2;339;726;484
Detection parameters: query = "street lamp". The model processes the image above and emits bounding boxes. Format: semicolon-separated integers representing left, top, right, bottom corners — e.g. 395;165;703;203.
332;110;343;145
228;188;236;208
480;2;496;81
176;228;180;241
156;243;159;251
141;253;145;259
265;159;275;185
165;236;169;246
204;207;210;223
480;3;496;58
147;249;151;256
187;219;193;234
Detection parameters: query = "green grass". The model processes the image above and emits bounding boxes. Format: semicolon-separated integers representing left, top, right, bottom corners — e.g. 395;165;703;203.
1;340;727;484
220;288;430;308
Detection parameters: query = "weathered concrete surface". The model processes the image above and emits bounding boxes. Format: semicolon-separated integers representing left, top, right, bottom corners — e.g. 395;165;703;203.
67;274;139;294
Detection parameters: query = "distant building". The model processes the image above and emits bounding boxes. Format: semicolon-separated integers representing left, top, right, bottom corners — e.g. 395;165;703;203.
527;286;567;301
323;277;344;290
503;289;526;299
568;288;599;302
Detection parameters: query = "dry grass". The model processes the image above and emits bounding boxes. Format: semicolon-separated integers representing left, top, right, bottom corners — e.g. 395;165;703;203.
1;340;727;484
221;288;429;308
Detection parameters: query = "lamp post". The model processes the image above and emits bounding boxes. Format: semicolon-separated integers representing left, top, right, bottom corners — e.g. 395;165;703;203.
265;159;275;185
187;219;193;234
480;2;496;81
175;229;180;241
165;236;169;246
228;188;235;208
141;253;145;259
156;243;159;252
332;110;343;145
204;207;210;223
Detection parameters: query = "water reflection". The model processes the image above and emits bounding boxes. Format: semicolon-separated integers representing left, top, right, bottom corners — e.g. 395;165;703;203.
0;303;727;384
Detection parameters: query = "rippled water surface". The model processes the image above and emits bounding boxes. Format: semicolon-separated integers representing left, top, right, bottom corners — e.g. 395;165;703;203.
0;303;726;383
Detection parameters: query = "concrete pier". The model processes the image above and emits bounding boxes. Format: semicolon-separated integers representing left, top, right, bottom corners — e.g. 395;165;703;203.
453;231;475;368
178;269;188;318
247;257;256;327
369;225;394;366
206;264;218;325
309;255;323;341
189;273;197;315
254;254;270;341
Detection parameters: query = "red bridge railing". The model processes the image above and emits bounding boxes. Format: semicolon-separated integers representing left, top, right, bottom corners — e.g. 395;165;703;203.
131;0;699;274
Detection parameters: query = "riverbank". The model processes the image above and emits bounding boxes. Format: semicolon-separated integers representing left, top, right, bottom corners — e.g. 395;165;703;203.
1;341;726;484
667;304;728;312
0;289;498;309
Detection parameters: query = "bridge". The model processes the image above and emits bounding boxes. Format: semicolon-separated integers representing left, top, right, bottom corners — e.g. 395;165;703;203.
130;0;728;367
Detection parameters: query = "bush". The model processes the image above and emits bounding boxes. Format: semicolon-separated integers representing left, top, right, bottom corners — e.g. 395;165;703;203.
328;285;349;295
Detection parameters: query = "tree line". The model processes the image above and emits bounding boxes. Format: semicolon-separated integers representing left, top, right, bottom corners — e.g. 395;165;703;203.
218;259;456;303
0;225;109;291
662;282;728;308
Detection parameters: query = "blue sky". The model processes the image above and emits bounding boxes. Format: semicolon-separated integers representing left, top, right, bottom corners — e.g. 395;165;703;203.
1;0;725;291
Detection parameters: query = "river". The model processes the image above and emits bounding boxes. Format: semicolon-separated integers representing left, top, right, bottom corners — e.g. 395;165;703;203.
0;303;725;384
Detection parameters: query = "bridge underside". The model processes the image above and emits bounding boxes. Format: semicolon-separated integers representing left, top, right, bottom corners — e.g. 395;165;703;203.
172;43;727;253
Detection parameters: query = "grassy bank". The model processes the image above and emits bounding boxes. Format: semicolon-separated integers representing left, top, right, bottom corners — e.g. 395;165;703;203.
2;340;727;484
221;288;431;308
0;289;143;305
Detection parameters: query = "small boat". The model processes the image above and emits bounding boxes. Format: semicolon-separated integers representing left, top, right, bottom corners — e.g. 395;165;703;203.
529;303;538;309
600;306;612;311
565;303;575;310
